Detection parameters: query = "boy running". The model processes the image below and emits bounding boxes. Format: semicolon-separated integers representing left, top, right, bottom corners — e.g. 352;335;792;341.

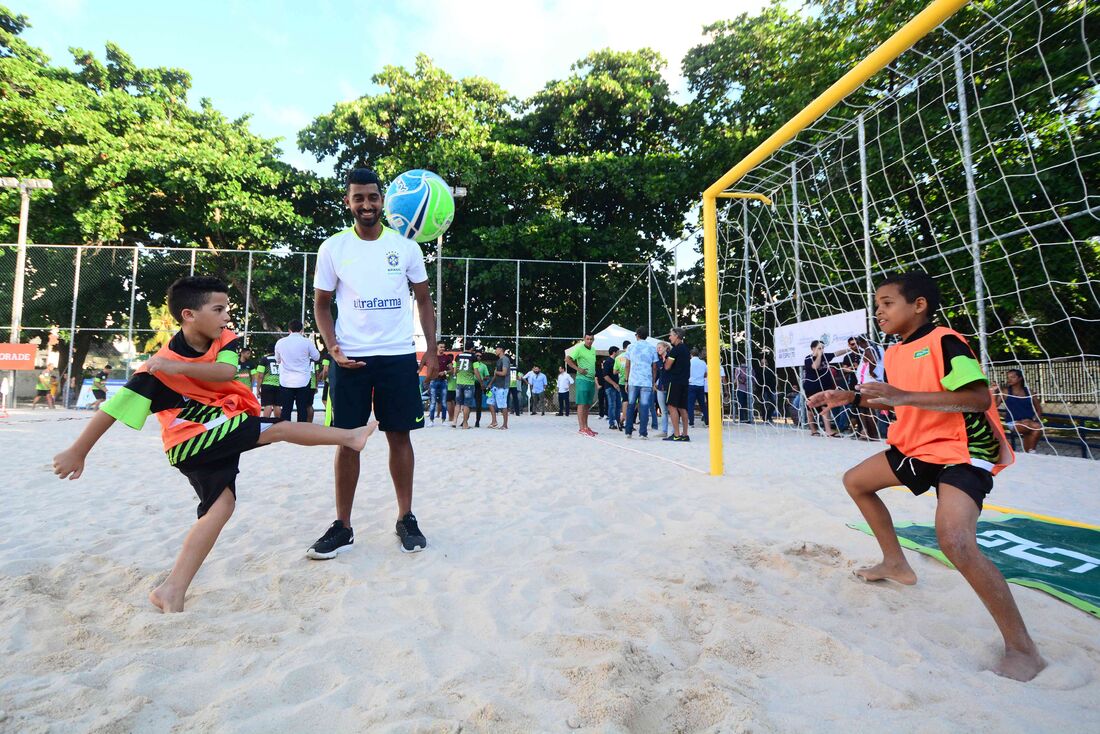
52;276;376;613
809;270;1044;681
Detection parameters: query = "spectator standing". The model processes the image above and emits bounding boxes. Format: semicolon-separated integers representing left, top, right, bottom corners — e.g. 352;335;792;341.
734;363;752;423
32;366;56;409
556;366;573;416
474;351;491;427
524;365;548;415
565;333;599;436
507;351;522;416
655;341;672;436
664;328;691;441
489;346;511;429
602;346;623;430
254;348;281;418
623;327;659;439
421;343;452;426
688;348;709;428
275;319;320;422
453;340;479;429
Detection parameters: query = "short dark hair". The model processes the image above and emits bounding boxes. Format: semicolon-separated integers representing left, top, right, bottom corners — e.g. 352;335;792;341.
167;276;228;322
288;319;303;332
464;339;474;350
878;270;940;318
609;346;619;355
635;326;649;340
810;340;823;349
690;347;700;356
622;340;631;349
346;167;383;192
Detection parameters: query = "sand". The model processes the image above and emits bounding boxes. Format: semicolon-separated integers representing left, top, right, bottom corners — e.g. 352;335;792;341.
1;410;1098;732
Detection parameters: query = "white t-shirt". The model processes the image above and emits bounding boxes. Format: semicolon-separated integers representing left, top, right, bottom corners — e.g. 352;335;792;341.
313;226;428;357
557;373;574;393
274;332;320;388
689;356;707;387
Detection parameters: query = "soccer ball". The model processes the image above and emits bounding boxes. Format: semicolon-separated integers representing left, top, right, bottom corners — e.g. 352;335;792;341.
384;169;455;243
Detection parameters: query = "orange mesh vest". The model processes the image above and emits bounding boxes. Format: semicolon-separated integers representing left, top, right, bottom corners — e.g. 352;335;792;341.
883;326;1014;473
144;330;261;452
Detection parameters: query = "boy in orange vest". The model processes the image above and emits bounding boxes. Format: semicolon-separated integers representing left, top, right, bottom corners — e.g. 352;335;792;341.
52;276;376;613
810;271;1044;681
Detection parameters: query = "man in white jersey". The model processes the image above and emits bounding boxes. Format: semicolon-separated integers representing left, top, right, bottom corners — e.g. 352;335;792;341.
307;168;439;558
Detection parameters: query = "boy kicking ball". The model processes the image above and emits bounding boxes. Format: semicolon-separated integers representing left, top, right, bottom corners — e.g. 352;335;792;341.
52;276;376;613
809;270;1044;681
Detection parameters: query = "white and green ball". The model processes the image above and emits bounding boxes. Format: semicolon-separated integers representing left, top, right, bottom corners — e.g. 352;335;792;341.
384;169;455;243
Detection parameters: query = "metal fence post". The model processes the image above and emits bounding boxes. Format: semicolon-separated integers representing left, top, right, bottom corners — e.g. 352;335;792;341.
243;251;253;338
300;253;307;327
64;245;82;407
126;247;138;378
436;235;443;339
953;45;988;369
582;262;587;335
189;248;196;277
515;260;521;364
647;264;652;336
858;112;874;339
462;257;470;342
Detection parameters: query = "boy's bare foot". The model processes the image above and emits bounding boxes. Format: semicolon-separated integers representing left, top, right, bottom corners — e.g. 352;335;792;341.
149;584;185;613
994;648;1046;682
346;421;379;452
854;561;917;585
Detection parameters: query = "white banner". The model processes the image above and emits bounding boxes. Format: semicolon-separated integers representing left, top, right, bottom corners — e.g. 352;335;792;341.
774;309;869;368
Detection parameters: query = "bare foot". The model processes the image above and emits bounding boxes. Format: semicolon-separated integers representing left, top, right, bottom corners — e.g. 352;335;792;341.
994;648;1046;682
149;584;185;613
854;561;917;585
346;421;379;452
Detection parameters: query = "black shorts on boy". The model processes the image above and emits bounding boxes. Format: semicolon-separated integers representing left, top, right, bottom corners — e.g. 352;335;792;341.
328;353;424;431
885;446;993;510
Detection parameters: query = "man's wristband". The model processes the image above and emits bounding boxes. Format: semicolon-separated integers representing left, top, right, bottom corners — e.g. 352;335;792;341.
851;390;862;408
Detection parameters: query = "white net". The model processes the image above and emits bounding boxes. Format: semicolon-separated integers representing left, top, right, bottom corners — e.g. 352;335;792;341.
717;0;1099;458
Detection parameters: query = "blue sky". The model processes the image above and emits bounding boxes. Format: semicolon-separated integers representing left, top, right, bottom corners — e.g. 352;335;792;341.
16;0;766;174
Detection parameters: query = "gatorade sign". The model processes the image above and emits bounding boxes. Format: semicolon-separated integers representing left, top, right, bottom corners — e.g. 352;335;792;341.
0;344;36;370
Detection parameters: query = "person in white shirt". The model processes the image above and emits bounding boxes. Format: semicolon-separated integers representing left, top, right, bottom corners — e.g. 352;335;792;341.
307;168;440;559
275;319;320;423
688;347;709;427
556;366;574;416
524;365;549;416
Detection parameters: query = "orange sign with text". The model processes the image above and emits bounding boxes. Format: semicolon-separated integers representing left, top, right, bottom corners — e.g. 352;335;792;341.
0;344;37;370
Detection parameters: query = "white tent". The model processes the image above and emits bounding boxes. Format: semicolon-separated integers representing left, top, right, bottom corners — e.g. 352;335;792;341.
584;324;662;355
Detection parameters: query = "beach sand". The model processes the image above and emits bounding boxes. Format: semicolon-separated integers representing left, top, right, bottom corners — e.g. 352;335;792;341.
1;410;1097;732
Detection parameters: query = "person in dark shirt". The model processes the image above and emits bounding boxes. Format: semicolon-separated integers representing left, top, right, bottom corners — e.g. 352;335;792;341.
602;347;623;430
663;328;691;441
803;340;853;436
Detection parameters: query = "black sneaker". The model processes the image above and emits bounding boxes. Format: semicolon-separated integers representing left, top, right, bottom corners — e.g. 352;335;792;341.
306;520;354;560
675;435;691;442
662;435;678;442
396;512;427;553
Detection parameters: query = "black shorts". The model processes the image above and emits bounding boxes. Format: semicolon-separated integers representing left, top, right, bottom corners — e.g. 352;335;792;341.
885;446;994;510
446;389;457;403
174;416;271;518
328;353;424;432
667;383;689;410
92;389;107;400
259;384;279;406
36;389;50;397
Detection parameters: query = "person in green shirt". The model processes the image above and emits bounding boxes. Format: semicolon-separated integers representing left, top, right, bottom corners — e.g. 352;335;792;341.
565;333;598;436
89;366;111;411
474;353;490;428
446;363;458;426
254;350;281;418
236;347;257;389
33;367;56;409
453;340;479;429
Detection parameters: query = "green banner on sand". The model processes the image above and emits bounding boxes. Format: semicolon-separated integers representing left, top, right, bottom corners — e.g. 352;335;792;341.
848;516;1100;619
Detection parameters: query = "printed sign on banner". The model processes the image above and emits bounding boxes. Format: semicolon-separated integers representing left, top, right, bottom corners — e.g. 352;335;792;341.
774;309;869;368
0;344;37;370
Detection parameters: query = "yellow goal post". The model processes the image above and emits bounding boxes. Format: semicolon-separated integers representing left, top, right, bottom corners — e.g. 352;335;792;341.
700;0;972;476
